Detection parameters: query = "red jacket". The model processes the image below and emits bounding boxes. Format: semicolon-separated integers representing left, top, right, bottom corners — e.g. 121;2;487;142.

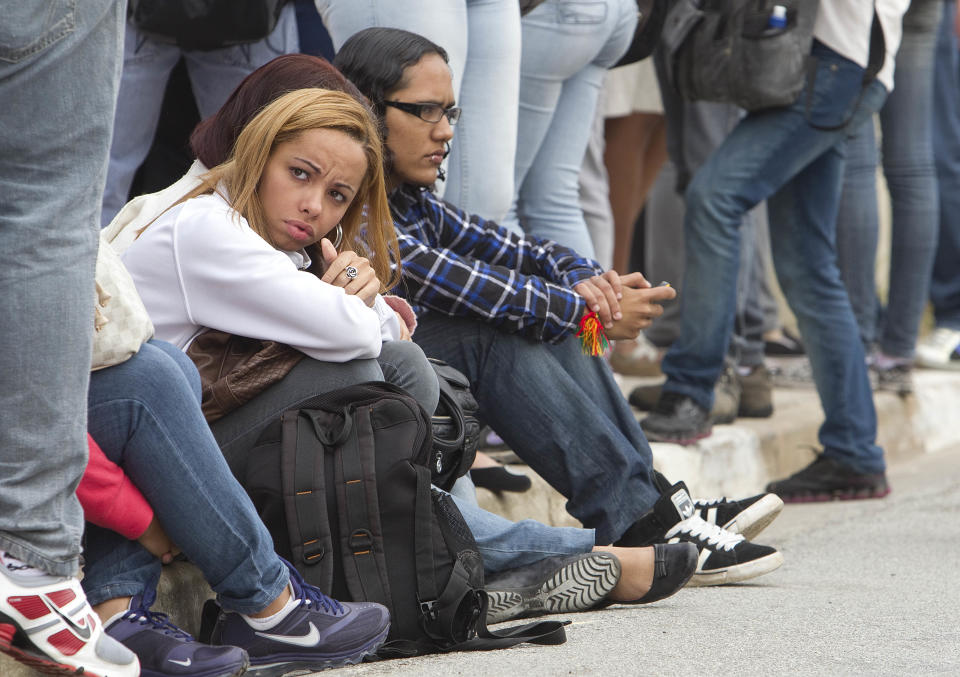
78;435;153;540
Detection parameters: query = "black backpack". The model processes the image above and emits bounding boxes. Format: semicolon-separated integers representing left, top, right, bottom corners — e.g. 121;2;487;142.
428;359;480;492
236;382;567;655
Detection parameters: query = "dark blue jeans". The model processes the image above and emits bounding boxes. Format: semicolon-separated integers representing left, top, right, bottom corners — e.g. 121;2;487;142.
932;0;960;330
661;42;889;474
836;0;942;358
413;315;662;545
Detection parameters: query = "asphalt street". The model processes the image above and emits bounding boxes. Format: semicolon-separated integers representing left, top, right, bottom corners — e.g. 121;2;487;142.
332;446;960;677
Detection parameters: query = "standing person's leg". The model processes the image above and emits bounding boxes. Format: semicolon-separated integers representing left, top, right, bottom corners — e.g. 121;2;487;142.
507;0;637;253
0;1;138;673
645;44;882;443
834;116;881;351
184;2;299;119
919;0;960;367
413;316;660;545
877;0;942;361
100;22;182;226
443;0;521;221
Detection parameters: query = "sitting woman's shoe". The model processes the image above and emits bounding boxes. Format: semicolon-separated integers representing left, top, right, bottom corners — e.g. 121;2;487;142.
629;542;699;604
471;466;532;493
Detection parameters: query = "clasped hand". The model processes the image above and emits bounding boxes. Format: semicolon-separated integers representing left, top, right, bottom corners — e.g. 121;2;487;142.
574;271;677;341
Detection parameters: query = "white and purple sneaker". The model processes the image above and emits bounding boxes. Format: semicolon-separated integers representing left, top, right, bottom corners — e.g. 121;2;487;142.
209;564;388;676
105;590;248;677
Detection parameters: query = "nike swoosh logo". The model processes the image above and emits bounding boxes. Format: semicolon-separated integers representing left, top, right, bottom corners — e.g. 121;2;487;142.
255;622;321;647
41;595;92;641
169;658;193;667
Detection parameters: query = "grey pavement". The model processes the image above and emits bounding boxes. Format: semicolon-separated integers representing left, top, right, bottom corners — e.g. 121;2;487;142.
330;445;960;677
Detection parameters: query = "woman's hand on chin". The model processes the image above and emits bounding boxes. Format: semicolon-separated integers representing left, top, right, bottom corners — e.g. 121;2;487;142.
319;238;380;306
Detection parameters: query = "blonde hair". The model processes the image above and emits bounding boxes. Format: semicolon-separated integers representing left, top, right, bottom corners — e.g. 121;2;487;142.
181;88;400;290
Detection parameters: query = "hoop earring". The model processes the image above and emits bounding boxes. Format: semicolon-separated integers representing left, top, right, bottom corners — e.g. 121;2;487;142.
329;224;343;251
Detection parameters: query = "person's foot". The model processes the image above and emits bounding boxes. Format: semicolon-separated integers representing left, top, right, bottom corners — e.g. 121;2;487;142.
0;552;140;677
768;358;815;388
711;366;741;424
616;483;784;586
471;451;531;493
693;493;784;541
105;591;248;677
608;336;664;377
871;363;914;396
737;365;774;417
484;552;621;623
763;326;805;356
915;327;960;370
640;392;712;445
765;455;890;503
599;543;699;605
210;563;388;674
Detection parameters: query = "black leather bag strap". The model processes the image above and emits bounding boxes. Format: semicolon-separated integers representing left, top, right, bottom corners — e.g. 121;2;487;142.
323;405;392;609
281;410;332;590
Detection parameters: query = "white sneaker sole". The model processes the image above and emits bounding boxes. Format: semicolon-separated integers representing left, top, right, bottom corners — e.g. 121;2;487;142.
687;550;784;587
486;554;621;624
721;494;785;541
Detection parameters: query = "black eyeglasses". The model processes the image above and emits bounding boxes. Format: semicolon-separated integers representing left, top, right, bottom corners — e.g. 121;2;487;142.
384;100;461;125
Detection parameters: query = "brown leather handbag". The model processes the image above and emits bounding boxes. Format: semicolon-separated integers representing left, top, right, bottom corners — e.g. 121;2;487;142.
186;330;305;422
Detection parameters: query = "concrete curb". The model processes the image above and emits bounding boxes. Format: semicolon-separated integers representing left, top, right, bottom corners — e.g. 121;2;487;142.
4;370;957;676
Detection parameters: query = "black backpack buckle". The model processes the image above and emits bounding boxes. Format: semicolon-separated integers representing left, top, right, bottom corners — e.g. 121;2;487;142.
349;529;373;554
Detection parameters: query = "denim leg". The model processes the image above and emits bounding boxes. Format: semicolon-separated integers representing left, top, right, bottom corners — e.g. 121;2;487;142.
876;0;941;357
0;0;124;575
100;22;182;226
661;43;878;411
835;115;881;351
731;204;771;368
932;0;960;330
443;0;521;222
449;494;594;574
85;341;288;614
506;0;637;252
414;315;661;545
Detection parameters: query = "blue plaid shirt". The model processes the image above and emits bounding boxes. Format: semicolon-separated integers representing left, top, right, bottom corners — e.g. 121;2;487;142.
388;185;604;343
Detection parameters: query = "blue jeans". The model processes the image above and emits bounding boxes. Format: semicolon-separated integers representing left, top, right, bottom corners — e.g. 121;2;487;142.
661;42;889;474
932;0;960;330
314;0;522;222
502;0;637;256
0;0;124;576
836;0;942;358
413;315;662;545
100;5;298;226
84;341;290;614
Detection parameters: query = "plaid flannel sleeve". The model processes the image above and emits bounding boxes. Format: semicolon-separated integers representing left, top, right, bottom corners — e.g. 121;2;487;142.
390;189;605;343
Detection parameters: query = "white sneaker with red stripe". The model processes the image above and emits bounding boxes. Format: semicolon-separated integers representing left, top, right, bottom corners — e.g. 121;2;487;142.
0;551;139;676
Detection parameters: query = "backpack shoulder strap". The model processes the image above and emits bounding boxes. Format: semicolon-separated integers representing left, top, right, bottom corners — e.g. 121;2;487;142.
281;410;333;589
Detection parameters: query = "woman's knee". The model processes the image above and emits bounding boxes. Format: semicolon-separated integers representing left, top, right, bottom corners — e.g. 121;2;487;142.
378;341;440;413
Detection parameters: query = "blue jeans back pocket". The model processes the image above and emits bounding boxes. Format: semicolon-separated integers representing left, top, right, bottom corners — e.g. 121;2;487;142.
556;1;608;25
0;0;76;64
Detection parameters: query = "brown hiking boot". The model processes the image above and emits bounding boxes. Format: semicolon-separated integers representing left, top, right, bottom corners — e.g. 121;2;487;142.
737;365;773;418
629;365;740;424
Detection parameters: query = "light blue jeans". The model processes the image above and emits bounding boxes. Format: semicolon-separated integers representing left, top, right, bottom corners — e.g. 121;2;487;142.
661;42;889;474
83;341;590;605
502;0;637;256
835;0;942;358
0;0;124;576
314;0;522;222
932;0;960;330
99;5;298;226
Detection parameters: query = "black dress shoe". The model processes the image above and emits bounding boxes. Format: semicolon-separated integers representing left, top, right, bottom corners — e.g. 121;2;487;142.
485;552;621;623
629;542;698;604
471;466;532;493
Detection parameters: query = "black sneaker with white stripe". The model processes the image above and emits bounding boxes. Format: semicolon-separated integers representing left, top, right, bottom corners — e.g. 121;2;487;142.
694;493;784;541
484;552;621;623
616;482;783;586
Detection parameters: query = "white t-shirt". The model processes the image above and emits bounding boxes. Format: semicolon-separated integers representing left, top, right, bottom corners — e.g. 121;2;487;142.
814;0;911;92
122;190;401;362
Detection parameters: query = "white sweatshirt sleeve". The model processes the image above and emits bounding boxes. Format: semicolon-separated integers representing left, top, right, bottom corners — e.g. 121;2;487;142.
166;196;385;362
